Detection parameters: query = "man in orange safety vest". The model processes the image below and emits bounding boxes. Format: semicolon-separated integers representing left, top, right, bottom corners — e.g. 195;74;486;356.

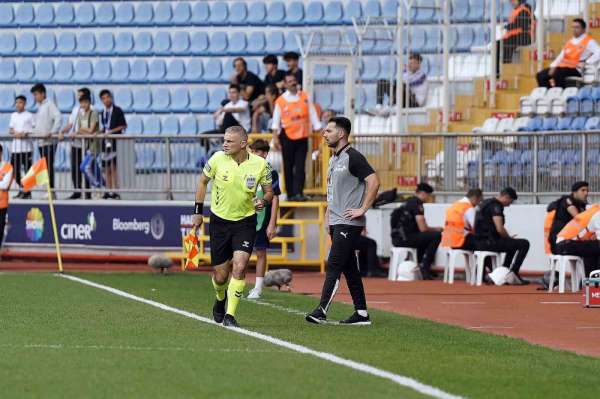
441;188;483;251
556;204;600;277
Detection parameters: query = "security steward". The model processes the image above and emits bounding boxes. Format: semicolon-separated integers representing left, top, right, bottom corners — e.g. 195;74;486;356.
391;183;442;280
556;204;600;277
473;187;530;285
441;188;483;251
497;0;534;75
545;181;589;255
0;145;14;247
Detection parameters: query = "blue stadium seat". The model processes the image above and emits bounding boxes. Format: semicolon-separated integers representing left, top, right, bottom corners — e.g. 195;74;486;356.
229;32;247;55
75;3;95;26
286;2;305;26
115;32;134;55
133;88;152;112
209;32;228;55
331;87;345;112
54;60;74;83
55;3;76;26
315;89;332;110
57;32;76;55
519;116;542;131
115;2;135;26
410;27;427;51
473;27;490;46
0;33;16;56
38;32;56;55
455;26;474;52
0;60;15;83
171;88;190;112
265;32;285;54
207;88;227;112
305;1;324;25
284;31;301;53
77;31;95;55
127;115;143;135
424;27;442;53
451;0;470;22
229;2;248;25
191;2;210;25
134;3;154;26
379;57;397;80
381;0;400;21
557;116;573;131
155;2;173;25
324;1;343;25
16;59;35;83
16;4;35;27
115;88;133;112
373;31;394;54
364;0;382;18
152;88;171;113
210;1;229;26
0;4;15;27
181;115;198;135
585;116;600;130
247;1;267;25
111;59;130;82
542;116;558;131
17;32;37;56
328;65;345;82
93;59;111;83
184;58;204;82
222;60;234;82
360;59;380;81
36;3;55;27
153;148;167;171
198;115;216;133
96;3;115;26
566;97;580;115
37;60;55;82
190;31;209;54
343;1;363;24
73;60;93;83
571;116;587;131
266;2;286;26
171;145;190;171
166;59;186;83
144;116;162;135
172;2;192;25
415;0;437;24
0;89;15;112
56;89;75;113
172;32;191;55
96;32;115;55
148;60;167;82
189;88;209;112
247;59;260;76
313;65;329;81
162;116;180;135
154;32;172;55
131;59;149;83
247;32;266;55
134;32;153;56
468;0;485;22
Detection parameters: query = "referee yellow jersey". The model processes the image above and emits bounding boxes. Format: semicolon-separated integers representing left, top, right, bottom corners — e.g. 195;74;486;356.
203;151;272;221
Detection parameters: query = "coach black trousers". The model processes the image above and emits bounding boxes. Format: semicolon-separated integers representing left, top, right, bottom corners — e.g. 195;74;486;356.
556;240;600;277
536;67;581;88
394;231;441;272
319;225;367;312
280;132;307;199
475;237;530;273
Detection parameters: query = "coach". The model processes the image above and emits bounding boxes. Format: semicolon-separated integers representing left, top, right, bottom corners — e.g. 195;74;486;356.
306;116;380;326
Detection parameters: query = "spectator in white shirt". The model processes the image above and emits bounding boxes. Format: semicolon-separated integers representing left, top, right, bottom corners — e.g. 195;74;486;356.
537;18;600;88
214;84;251;132
376;53;428;110
59;87;90;200
8;95;34;199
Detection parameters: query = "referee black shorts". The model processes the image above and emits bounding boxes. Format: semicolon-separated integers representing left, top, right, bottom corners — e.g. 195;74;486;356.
209;212;257;266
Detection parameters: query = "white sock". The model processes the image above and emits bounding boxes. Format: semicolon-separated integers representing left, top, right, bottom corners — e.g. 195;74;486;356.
254;277;264;291
357;310;368;317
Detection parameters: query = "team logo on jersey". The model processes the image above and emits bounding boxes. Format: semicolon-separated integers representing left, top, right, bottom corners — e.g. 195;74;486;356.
245;176;256;189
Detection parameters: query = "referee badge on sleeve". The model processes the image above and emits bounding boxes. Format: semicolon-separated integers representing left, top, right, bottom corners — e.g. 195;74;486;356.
245;175;256;189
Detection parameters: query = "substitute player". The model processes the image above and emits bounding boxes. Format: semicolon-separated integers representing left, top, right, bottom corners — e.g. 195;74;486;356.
306;116;380;325
193;126;273;327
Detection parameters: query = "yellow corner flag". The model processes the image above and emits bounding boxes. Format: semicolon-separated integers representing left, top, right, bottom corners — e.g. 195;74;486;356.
21;157;63;273
183;229;201;270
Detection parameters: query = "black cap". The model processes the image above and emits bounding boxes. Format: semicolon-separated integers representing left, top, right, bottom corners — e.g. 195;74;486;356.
416;183;434;194
283;51;300;60
501;187;518;200
571;181;589;192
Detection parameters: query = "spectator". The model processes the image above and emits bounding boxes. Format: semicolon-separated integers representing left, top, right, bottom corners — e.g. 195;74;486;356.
231;57;264;104
215;84;251;132
262;54;286;92
537;18;600;88
375;53;428;111
497;0;534;76
357;229;387;278
546;181;589;255
251;84;279;133
473;187;530;285
99;89;127;200
60;87;90;200
390;183;442;280
31;83;61;198
8;95;34;199
271;73;322;201
0;145;13;248
441;188;483;252
283;51;303;87
76;94;104;193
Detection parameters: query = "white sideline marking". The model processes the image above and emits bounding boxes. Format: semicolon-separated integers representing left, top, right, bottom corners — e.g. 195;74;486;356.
539;301;580;305
441;302;486;305
576;326;600;330
0;343;282;353
246;298;307;317
59;274;463;399
468;326;514;330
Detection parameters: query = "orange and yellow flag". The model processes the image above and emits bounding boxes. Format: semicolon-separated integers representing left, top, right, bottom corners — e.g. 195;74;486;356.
21;158;49;192
183;229;201;270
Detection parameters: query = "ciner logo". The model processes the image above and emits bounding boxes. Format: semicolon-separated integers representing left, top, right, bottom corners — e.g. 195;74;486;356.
61;212;96;241
25;208;44;242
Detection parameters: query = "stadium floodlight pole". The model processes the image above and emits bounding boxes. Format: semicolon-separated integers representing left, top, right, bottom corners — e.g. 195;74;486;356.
537;0;545;72
442;0;450;132
490;0;497;108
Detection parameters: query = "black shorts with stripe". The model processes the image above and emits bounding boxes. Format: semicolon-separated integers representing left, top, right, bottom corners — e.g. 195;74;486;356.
209;212;257;266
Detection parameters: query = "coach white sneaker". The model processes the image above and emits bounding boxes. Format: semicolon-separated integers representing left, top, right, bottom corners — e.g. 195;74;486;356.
247;288;262;299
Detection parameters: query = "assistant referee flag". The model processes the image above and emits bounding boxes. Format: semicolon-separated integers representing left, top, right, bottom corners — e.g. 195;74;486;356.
21;158;49;192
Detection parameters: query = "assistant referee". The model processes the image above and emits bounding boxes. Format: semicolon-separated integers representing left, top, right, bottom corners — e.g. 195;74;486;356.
306;117;380;325
193;126;274;327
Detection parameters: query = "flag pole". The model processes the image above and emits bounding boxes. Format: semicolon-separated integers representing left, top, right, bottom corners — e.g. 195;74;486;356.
45;181;63;273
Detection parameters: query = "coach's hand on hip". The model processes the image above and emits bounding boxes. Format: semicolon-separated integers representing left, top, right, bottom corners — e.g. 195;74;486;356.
343;207;366;220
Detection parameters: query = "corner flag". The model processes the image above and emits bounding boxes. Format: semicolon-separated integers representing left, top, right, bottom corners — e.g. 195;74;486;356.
21;158;49;192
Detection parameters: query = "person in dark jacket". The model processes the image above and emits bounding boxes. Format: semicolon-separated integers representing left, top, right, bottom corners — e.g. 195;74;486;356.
547;181;589;254
497;0;534;76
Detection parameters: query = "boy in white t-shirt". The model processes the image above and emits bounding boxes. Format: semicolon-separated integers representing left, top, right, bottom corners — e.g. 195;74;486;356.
214;84;251;132
8;95;34;199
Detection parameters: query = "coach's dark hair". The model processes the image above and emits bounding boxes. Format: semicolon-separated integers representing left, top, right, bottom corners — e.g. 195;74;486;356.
15;95;27;103
250;139;270;153
229;84;241;91
30;83;46;95
329;116;352;136
500;186;518;200
467;188;483;199
233;57;247;68
263;54;278;65
409;52;423;63
99;89;112;98
573;18;586;30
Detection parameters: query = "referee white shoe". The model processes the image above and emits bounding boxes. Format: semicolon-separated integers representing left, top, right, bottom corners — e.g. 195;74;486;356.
246;288;262;299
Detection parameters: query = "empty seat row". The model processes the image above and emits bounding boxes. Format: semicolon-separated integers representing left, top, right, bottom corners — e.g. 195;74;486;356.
520;86;600;116
517;116;600;132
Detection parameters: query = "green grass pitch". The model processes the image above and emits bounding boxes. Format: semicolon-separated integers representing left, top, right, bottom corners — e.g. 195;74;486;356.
2;272;599;399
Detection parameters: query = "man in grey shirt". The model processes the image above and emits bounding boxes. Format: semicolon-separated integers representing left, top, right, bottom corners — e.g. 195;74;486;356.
31;84;61;196
306;116;380;326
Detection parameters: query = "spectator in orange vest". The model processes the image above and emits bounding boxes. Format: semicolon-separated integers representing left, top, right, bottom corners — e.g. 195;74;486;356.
545;181;589;255
556;204;600;277
0;145;14;248
497;0;534;77
271;73;321;201
441;188;483;251
537;18;600;88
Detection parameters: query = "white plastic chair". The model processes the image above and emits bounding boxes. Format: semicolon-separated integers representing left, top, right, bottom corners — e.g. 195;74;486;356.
472;117;499;133
520;87;547;115
443;249;475;284
496;117;515;133
536;87;563;115
548;254;585;293
551;87;578;115
511;116;531;132
388;247;418;281
473;251;502;286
